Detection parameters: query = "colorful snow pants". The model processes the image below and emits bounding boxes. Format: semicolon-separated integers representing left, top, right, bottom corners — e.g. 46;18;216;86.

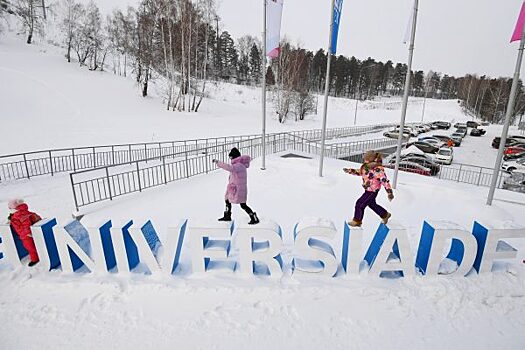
353;190;387;222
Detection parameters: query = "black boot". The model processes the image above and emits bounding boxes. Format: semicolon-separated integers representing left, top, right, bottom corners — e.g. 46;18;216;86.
248;212;260;225
218;211;232;222
28;260;39;267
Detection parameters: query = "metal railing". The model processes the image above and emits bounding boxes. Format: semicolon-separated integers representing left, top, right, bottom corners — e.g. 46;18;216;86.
70;135;286;209
69;133;400;210
0;135;260;182
0;123;398;183
434;163;509;188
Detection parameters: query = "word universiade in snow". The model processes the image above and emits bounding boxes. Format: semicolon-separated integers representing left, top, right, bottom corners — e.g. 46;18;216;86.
0;218;524;278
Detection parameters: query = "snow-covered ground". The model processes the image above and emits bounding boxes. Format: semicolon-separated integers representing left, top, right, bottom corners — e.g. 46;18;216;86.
1;28;525;350
1;155;525;350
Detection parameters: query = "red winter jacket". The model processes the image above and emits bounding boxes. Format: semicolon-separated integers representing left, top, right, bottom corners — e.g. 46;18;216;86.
10;204;40;239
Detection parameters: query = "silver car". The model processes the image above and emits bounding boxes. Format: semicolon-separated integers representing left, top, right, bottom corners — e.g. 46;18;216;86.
502;172;525;193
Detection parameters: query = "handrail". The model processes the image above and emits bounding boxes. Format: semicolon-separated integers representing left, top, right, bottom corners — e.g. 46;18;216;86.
0;123;398;182
68;133;404;211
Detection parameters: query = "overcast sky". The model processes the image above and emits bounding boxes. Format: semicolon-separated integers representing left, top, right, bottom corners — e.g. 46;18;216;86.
216;0;522;78
94;0;522;78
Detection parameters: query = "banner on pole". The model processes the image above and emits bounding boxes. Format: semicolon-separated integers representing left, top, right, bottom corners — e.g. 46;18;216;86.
266;0;284;58
403;0;416;44
330;0;344;54
511;1;525;43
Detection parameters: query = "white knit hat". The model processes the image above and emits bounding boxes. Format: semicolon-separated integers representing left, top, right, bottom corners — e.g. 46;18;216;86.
8;198;24;210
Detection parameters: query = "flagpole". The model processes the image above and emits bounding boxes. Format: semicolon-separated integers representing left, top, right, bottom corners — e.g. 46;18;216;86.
486;20;525;205
421;77;429;122
392;0;419;189
261;0;267;170
319;0;336;177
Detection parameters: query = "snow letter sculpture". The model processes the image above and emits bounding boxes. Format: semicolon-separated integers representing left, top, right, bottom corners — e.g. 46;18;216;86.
416;221;477;276
236;221;283;277
472;222;525;273
292;220;338;277
341;222;363;274
365;223;414;277
187;221;235;274
2;218;525;279
0;225;29;266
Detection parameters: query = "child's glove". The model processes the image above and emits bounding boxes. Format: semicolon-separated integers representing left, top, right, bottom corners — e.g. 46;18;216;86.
343;168;356;174
387;191;394;202
8;213;12;222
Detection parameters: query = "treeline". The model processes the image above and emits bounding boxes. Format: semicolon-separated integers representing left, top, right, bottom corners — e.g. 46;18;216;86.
458;75;525;124
2;0;524;123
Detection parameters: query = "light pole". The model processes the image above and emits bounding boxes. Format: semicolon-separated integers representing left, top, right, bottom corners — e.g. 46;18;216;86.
353;63;377;125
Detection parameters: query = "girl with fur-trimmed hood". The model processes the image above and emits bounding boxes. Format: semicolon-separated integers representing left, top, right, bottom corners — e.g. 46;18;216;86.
213;147;259;225
343;151;394;227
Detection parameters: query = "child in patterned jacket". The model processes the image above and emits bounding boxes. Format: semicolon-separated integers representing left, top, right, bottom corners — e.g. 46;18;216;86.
343;151;394;227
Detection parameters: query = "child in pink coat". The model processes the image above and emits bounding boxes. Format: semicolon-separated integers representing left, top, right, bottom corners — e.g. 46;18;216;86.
213;147;259;224
343;151;394;227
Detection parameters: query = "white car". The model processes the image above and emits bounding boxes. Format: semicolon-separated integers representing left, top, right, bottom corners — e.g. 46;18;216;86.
419;137;446;149
501;158;525;173
395;126;419;137
435;147;454;165
415;125;427;134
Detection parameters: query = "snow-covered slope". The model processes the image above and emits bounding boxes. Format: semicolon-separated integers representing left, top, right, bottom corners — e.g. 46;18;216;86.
0;32;467;154
1;154;525;350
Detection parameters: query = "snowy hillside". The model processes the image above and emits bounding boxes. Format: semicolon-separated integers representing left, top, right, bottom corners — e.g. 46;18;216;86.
0;31;467;154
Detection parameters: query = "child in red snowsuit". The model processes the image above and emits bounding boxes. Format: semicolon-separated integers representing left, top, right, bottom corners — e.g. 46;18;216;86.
8;199;40;266
343;151;394;227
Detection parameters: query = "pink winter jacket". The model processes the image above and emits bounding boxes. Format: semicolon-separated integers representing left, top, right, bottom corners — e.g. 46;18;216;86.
216;155;251;204
349;163;392;192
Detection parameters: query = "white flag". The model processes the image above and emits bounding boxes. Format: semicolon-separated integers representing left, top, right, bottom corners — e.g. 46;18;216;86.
403;0;415;44
266;0;284;58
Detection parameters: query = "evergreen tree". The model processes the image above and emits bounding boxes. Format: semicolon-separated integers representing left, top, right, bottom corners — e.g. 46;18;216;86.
249;43;261;83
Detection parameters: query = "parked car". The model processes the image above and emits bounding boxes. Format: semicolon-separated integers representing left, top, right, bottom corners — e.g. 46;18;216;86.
432;134;461;147
388;155;440;175
456;127;468;137
451;131;465;140
415;125;427;134
384;130;410;139
395;126;419;137
504;151;525;161
417;137;446;148
386;160;432;176
501;158;525;173
401;156;440;175
470;128;486;136
421;124;432;132
450;135;463;146
389;152;434;163
466;121;480;128
504;144;525;155
407;141;440;154
492;136;525;149
502;172;525;193
454;122;467;129
433;121;451;130
481;121;490;126
435;147;454;165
